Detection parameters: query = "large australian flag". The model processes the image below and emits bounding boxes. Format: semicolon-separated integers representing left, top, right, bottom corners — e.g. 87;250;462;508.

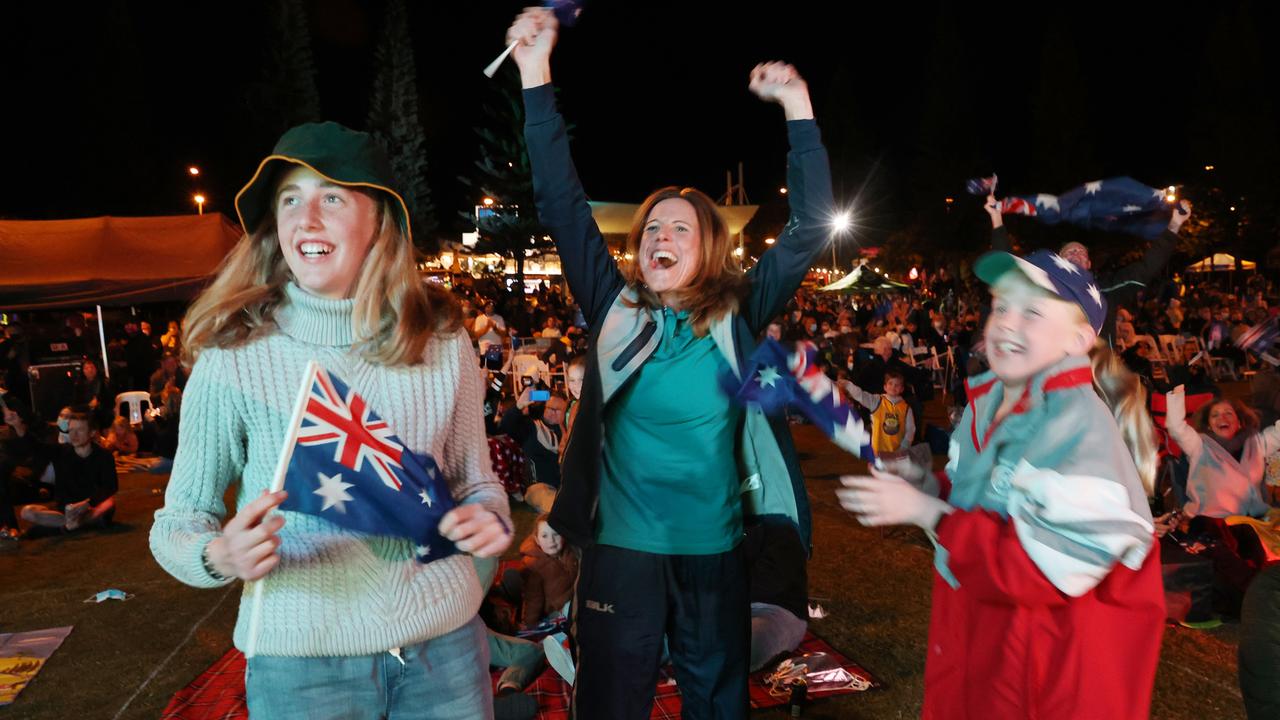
278;364;457;562
997;177;1175;240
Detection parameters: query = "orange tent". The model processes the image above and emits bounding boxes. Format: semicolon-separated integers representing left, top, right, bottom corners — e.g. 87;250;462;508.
0;214;242;310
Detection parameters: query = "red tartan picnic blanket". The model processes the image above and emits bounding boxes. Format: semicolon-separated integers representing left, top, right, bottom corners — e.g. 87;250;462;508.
161;633;877;720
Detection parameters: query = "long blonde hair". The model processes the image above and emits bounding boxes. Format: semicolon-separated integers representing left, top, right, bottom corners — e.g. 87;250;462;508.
1089;341;1158;495
182;192;460;367
992;273;1157;495
620;186;747;336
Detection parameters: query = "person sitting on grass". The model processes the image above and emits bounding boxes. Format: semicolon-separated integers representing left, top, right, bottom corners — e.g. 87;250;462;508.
19;412;117;533
500;514;579;633
1;397;52;539
1158;387;1278;625
102;416;140;456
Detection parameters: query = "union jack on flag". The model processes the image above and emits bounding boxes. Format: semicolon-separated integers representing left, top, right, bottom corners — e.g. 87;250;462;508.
279;363;458;562
298;368;407;492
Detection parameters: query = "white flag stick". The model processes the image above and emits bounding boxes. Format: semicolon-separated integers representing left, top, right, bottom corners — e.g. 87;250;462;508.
96;305;110;380
244;360;319;659
483;40;519;78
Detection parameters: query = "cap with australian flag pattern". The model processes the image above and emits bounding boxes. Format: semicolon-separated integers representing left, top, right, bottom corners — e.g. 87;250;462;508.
975;249;1107;335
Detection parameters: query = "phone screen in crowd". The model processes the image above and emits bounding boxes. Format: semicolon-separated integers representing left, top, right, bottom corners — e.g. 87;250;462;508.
521;375;534;389
530;390;551;402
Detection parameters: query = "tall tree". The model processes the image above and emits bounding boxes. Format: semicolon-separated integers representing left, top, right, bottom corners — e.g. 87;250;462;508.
366;0;438;251
459;69;559;286
246;0;322;136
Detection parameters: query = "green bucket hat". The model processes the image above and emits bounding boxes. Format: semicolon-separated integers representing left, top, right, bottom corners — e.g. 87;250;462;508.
234;121;411;243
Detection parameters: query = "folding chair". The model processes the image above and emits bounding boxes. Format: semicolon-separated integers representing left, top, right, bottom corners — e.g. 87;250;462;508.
906;344;931;369
1135;335;1168;383
510;354;551;388
930;347;954;396
1189;336;1236;382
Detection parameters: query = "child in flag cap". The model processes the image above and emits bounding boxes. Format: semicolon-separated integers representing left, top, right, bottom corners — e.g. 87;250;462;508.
838;248;1165;719
151;120;511;719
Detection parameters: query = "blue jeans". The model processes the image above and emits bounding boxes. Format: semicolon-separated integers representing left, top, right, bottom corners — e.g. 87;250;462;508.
245;616;492;720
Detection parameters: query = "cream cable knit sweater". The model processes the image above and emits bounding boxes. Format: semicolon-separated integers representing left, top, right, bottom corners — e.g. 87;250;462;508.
150;283;509;656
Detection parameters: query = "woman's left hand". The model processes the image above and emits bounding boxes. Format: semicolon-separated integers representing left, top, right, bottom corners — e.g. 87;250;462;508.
439;504;513;557
748;61;813;120
837;466;952;529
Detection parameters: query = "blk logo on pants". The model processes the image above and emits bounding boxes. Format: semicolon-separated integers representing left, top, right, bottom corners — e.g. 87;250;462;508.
585;600;615;614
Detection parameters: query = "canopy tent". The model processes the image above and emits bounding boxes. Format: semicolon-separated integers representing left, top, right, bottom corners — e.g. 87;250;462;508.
1186;253;1257;273
819;265;910;293
0;214;242;310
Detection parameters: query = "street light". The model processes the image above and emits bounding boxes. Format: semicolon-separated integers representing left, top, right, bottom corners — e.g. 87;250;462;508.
779;187;788;195
193;194;206;215
764;237;776;245
482;197;495;207
1204;165;1215;171
831;211;853;273
188;166;200;177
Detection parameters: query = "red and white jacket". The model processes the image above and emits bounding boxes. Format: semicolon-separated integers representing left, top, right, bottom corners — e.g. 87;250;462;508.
924;355;1164;720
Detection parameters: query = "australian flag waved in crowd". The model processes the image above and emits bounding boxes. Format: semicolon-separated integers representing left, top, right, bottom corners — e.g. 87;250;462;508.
279;363;457;562
720;339;874;461
968;175;1177;240
1236;316;1280;366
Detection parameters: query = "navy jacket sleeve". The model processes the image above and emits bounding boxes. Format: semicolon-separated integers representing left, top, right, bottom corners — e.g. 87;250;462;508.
1102;229;1177;291
523;84;625;330
742;121;835;334
990;226;1012;253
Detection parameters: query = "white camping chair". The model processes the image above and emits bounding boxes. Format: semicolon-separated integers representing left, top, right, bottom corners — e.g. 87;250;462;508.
115;391;152;427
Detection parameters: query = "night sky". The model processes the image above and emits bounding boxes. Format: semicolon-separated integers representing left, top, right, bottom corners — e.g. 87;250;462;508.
5;1;1278;257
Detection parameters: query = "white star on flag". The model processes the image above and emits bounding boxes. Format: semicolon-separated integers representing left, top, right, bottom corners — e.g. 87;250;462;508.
419;489;433;507
314;472;355;513
757;365;782;388
1084;181;1103;195
1087;284;1103;306
1050;253;1081;274
415;545;431;557
1035;194;1061;212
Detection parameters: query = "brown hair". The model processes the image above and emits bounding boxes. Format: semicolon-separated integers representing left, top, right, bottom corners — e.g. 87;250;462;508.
1193;397;1259;437
182;190;460;367
534;513;553;532
620;186;748;336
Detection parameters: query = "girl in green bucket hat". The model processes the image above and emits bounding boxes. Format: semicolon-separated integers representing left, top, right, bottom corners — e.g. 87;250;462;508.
151;122;513;719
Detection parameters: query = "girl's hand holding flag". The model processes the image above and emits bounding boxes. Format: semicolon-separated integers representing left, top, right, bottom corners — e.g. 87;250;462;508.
204;490;288;582
439;504;512;557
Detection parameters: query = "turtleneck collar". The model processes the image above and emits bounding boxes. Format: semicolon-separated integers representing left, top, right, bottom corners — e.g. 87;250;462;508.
275;282;357;347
